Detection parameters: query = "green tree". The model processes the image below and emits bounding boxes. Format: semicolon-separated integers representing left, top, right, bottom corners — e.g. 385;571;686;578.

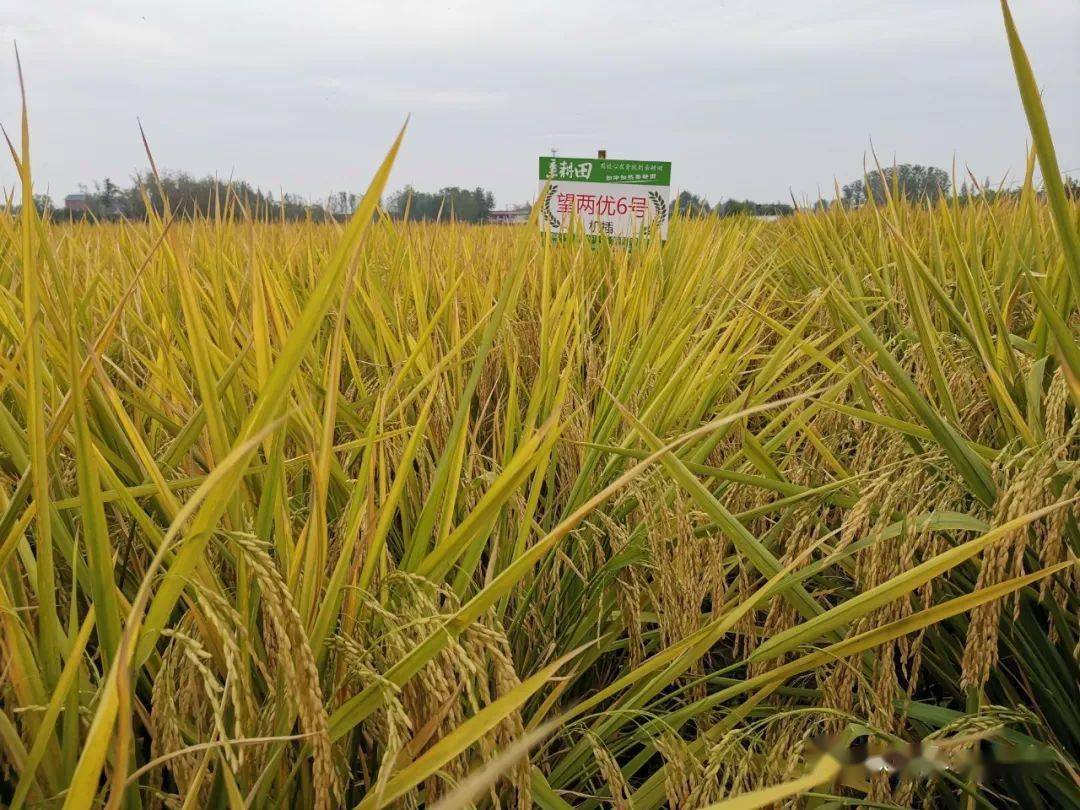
95;177;124;217
842;164;950;207
386;185;496;223
674;190;711;216
122;171;329;221
327;191;360;217
13;193;53;216
714;198;794;218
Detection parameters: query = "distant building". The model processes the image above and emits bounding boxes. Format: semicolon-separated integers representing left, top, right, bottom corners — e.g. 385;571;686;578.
487;208;529;225
65;193;92;213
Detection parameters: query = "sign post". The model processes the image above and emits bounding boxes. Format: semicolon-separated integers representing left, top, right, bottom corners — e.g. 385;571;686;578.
538;156;671;240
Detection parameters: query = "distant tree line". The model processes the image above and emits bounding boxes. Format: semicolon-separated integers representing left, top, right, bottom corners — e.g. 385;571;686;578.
385;185;496;222
23;172;368;222
673;191;793;218
675;163;1074;217
14;163;1075;223
685;164;1080;215
840;164;950;207
8;194;56;216
831;163;1080;209
17;174;504;224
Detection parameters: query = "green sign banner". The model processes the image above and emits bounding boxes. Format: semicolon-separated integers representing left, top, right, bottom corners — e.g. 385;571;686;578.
539;157;671;186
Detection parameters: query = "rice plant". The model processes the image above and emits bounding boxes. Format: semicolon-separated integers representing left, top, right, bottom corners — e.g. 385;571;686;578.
0;2;1076;807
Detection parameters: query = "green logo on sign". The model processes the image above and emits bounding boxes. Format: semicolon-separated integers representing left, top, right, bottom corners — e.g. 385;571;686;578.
539;157;671;186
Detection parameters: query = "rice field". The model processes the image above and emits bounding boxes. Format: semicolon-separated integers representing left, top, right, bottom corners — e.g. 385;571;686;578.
1;5;1078;809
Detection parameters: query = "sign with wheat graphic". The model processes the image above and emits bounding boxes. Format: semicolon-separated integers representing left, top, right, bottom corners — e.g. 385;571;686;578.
538;156;671;240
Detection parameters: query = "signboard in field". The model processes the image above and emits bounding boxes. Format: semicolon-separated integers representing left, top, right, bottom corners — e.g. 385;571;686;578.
538;157;671;240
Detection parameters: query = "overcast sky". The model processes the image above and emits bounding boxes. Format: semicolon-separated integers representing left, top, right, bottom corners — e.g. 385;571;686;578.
1;1;1077;207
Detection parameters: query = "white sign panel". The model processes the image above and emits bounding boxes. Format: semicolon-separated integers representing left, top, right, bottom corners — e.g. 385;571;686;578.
538;157;671;240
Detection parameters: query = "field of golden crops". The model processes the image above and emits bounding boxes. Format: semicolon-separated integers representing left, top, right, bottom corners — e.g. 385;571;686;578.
1;5;1077;809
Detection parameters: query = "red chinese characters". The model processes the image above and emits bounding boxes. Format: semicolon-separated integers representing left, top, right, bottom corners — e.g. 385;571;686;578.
555;193;650;219
596;195;628;216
